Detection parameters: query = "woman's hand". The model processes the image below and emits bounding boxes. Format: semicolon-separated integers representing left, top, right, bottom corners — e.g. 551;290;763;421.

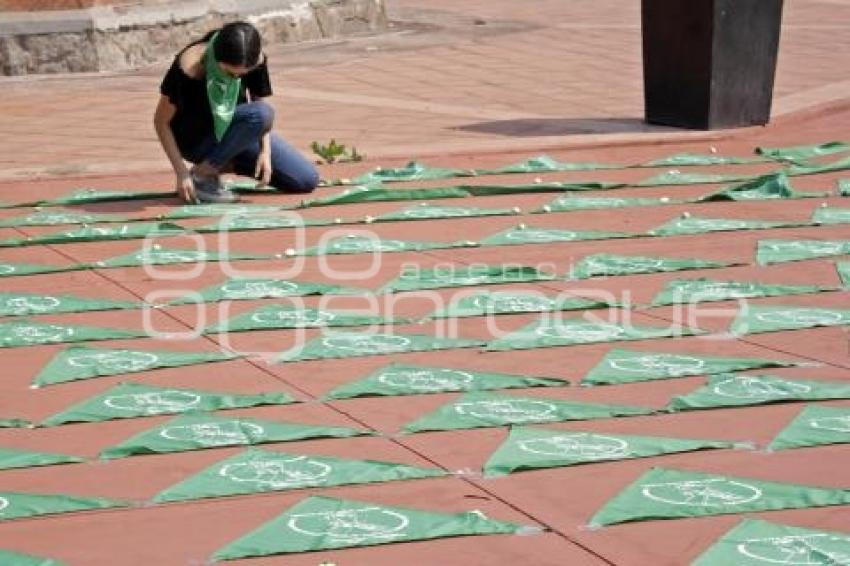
255;136;273;185
175;171;198;204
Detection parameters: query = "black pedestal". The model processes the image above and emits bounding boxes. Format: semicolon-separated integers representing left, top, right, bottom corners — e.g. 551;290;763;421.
642;0;784;130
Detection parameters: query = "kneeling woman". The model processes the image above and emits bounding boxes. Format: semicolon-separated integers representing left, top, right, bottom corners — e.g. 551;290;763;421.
154;22;319;203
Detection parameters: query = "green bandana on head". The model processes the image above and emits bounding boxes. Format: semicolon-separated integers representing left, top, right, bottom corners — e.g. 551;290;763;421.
205;31;242;141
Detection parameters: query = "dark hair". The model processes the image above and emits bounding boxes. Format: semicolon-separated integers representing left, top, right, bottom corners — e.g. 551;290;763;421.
207;22;262;67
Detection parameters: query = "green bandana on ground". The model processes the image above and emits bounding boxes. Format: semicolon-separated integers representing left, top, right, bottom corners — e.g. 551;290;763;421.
212;495;524;561
277;332;485;363
699;172;823;201
0;419;31;428
205;32;240;140
637;170;754;187
169;278;363;305
838;262;850;287
0;292;140;317
404;392;651;433
730;305;850;335
483;426;733;477
40;188;166;206
33;346;238;387
154;448;445;503
373;202;518;222
198;214;331;232
756;140;850;163
464;181;624;195
381;265;555;293
41;382;293;426
90;247;270;269
0;448;82;471
536;194;677;213
485;317;701;351
205;305;401;334
428;290;611;319
353;161;472;184
587;467;850;527
0;491;128;522
479;225;631;246
1;222;185;248
477;155;622;174
325;363;568;400
0;320;143;349
0;262;74;278
642;153;763;167
812;206;850;225
0;548;65;566
767;405;850;451
162;203;282;220
650;278;831;306
692;518;850;566
787;155;850;177
568;254;733;279
840;178;850;196
581;348;800;386
756;239;850;265
649;215;794;236
295;235;472;256
303;185;470;207
665;374;850;412
0;210;127;227
99;413;367;460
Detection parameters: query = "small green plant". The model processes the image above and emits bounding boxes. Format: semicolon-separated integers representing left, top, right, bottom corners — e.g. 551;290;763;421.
310;139;364;164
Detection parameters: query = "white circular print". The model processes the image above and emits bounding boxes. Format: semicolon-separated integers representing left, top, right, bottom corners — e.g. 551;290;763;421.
220;280;299;299
609;354;706;376
712;376;812;399
287;507;409;544
518;432;629;460
641;478;762;507
67;351;159;373
454;399;558;423
220;455;332;488
377;368;475;392
103;390;201;414
322;334;411;353
160;421;264;446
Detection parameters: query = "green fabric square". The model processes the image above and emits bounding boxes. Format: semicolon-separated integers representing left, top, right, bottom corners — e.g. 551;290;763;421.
637;171;754;187
0;292;140;317
277;332;485;363
756;239;850;265
373;203;518;222
198;214;331;232
812;206;850;225
767;405;850;451
730;305;850;335
0;210;127;228
649;215;794;236
569;254;733;279
650;278;831;306
480;225;632;246
41;188;166;206
0;491;128;522
382;265;555;293
0;320;143;349
1;222;185;247
536;195;677;213
162;203;283;220
838;262;850;287
0;448;82;471
205;305;403;334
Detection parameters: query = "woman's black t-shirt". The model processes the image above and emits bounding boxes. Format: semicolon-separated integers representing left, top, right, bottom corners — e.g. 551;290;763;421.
159;40;273;155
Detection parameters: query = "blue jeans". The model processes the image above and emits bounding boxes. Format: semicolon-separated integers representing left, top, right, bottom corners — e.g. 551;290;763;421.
183;101;319;193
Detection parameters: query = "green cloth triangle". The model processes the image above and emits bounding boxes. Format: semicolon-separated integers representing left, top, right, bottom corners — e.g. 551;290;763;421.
0;491;128;522
0;419;31;428
767;405;850;451
483;426;733;477
428;290;611;319
212;495;524;560
0;263;74;278
838;262;850;287
730;305;850;335
41;382;294;426
485;317;702;351
373;203;517;222
637;171;754;187
650;278;832;306
205;305;403;334
693;518;850;565
666;374;850;412
0;292;140;317
353;161;471;184
325;362;568;400
40;188;166;206
277;332;485;363
169;278;363;305
480;225;632;246
812;206;850;225
303;185;470;207
464;181;624;195
756;239;850;265
198;214;331;232
787;155;850;177
477;155;623;174
0;448;82;470
536;194;677;213
756;140;850;162
588;467;850;527
643;153;764;166
91;247;270;268
0;548;65;566
839;178;850;196
162;203;282;220
382;265;555;293
0;320;142;349
99;412;368;460
154;448;445;503
649;215;795;236
1;222;185;247
581;348;800;386
569;254;733;279
0;210;127;227
33;346;237;387
404;392;651;433
699;172;824;201
295;235;470;256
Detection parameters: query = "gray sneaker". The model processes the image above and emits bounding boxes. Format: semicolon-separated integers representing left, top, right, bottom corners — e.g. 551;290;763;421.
191;173;240;203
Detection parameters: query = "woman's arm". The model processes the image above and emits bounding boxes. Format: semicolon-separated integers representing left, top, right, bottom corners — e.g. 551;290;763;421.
153;95;196;203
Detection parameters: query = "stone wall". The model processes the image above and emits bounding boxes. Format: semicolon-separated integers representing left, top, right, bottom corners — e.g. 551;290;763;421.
0;0;387;75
